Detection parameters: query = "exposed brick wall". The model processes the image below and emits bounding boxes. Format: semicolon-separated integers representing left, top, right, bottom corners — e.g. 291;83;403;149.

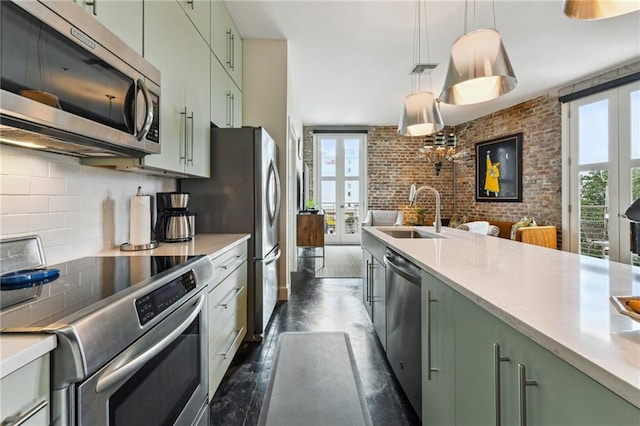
366;126;457;225
302;93;563;229
454;94;562;228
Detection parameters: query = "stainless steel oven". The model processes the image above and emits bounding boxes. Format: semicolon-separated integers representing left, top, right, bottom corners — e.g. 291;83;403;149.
77;288;208;426
0;254;214;426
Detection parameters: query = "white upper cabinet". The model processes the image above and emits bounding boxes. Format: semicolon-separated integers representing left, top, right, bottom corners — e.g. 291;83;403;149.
211;0;242;89
75;0;143;54
211;54;242;129
143;0;210;177
177;0;210;44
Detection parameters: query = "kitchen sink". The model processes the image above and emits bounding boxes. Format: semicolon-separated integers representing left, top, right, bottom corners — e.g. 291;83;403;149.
380;229;445;239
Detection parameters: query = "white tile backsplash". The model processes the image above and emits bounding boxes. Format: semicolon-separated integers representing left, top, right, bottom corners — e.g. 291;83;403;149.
0;145;176;264
30;177;66;195
0;175;30;194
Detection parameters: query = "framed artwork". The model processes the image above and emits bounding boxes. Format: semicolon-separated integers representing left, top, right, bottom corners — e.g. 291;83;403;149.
475;133;523;202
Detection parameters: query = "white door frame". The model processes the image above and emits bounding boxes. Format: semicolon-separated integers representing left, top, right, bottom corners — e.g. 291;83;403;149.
563;81;639;264
313;133;367;245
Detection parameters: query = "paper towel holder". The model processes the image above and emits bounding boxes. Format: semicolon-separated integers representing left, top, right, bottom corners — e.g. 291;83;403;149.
121;186;159;251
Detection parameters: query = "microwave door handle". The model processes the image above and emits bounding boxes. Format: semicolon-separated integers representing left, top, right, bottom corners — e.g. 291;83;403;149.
136;79;154;141
94;293;204;393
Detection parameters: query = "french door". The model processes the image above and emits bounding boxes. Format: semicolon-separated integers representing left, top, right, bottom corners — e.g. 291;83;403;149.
565;81;640;265
314;133;366;245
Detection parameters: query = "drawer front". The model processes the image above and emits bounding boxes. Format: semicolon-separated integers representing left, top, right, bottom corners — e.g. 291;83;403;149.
0;355;50;426
208;261;247;348
208;298;247;396
210;243;248;289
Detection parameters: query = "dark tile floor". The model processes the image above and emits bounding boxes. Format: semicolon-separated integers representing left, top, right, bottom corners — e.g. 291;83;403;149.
209;254;421;426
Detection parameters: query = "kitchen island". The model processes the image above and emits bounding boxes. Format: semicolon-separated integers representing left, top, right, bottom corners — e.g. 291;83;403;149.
363;225;640;423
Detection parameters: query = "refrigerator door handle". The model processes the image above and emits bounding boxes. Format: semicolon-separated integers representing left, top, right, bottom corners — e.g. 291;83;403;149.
274;161;281;223
266;159;282;226
264;246;282;266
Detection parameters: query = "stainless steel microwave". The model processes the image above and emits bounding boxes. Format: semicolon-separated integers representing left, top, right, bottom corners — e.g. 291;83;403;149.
0;1;160;157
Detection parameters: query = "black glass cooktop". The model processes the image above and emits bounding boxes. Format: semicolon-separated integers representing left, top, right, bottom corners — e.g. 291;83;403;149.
0;255;199;328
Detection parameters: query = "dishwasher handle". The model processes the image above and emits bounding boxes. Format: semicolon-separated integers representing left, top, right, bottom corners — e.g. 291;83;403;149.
385;249;421;285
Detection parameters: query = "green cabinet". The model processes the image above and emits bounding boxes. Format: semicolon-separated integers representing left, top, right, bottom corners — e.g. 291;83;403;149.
361;248;373;321
421;271;455;425
454;293;640;426
361;232;387;349
361;247;385;348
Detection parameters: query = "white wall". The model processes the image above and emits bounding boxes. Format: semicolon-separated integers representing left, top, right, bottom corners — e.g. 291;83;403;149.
243;39;295;299
0;145;176;264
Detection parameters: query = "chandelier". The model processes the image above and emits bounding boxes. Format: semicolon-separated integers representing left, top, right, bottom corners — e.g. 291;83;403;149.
417;132;469;175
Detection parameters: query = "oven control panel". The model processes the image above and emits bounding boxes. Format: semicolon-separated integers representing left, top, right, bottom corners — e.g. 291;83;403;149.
135;270;197;326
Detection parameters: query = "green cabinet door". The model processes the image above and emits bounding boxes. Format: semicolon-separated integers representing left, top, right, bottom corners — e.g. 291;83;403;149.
508;327;639;425
421;272;455;425
361;249;373;321
455;293;640;425
454;293;503;425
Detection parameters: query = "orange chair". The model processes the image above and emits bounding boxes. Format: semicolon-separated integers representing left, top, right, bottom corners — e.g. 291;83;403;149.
515;226;557;249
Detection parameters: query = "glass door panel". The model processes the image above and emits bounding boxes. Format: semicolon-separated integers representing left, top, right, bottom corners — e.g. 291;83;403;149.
321;138;337;177
322;180;337;235
316;134;365;244
567;81;639;265
343;180;360;236
579;170;609;259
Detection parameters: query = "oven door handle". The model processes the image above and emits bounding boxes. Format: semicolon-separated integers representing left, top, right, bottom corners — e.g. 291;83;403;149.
95;293;204;394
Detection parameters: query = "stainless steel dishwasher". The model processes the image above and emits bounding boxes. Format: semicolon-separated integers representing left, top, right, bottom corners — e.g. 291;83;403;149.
385;248;422;419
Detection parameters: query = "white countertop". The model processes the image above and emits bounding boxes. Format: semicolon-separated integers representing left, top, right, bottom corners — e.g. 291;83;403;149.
364;226;640;408
0;335;56;379
97;233;250;258
0;234;249;378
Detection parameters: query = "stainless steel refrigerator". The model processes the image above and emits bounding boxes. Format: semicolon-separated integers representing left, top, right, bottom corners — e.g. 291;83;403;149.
181;126;281;341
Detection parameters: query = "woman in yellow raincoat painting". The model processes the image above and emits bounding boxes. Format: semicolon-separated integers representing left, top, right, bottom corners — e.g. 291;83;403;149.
484;151;500;196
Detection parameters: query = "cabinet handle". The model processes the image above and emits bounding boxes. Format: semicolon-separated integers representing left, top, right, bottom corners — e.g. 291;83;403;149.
364;260;371;302
517;364;537;426
221;254;246;270
3;400;48;426
221;287;244;309
230;33;235;70
187;0;194;9
226;29;233;69
368;261;372;305
230;92;235;127
85;0;97;15
188;111;194;165
493;343;510;426
180;107;188;162
427;290;437;380
226;91;232;127
220;327;244;359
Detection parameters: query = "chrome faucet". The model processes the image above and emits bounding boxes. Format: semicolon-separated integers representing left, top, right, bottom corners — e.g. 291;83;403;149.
409;185;441;233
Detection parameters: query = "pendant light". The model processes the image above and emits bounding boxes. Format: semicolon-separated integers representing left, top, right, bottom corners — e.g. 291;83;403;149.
398;0;443;137
563;0;640;20
439;0;517;106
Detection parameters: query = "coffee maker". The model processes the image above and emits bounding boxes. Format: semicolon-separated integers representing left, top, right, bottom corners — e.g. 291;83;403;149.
155;192;192;242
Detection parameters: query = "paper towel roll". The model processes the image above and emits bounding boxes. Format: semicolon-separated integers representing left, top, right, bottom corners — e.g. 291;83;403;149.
129;195;151;246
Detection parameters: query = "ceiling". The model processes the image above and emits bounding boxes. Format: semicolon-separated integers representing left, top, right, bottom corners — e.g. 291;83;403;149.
225;1;640;127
